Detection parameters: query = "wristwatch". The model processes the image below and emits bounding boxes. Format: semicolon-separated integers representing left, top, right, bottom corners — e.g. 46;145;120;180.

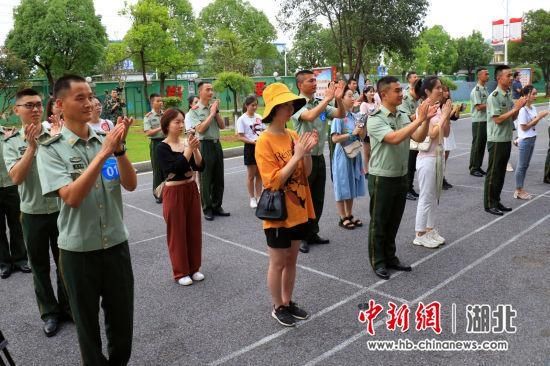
114;143;127;157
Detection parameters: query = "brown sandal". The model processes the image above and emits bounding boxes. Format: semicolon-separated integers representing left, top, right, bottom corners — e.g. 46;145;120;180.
348;215;363;227
339;217;355;230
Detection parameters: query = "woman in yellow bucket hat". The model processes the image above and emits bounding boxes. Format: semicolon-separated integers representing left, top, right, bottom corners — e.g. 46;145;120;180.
255;83;318;327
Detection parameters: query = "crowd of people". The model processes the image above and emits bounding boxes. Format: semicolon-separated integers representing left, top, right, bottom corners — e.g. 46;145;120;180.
1;65;549;363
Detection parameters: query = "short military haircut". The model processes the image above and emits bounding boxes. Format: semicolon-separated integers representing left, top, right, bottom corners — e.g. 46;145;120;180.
494;65;511;80
149;93;161;102
295;69;314;88
347;78;357;84
406;71;417;81
53;74;87;98
15;88;40;101
377;76;400;98
197;81;210;91
476;67;488;75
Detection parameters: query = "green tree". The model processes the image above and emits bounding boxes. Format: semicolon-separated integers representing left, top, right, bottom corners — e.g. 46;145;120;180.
454;31;493;81
212;72;254;118
123;0;202;98
199;0;278;75
278;0;428;79
413;26;457;75
508;9;550;95
288;22;338;69
6;0;107;89
0;47;30;120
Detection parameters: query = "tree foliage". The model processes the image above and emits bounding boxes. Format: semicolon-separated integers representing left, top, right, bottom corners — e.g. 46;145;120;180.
288;22;339;70
412;26;457;75
212;72;254;117
508;9;550;95
6;0;107;89
199;0;278;75
123;0;202;97
278;0;428;79
0;47;30;120
454;31;493;81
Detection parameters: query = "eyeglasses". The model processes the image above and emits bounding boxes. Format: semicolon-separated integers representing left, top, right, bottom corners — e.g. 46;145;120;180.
16;103;43;110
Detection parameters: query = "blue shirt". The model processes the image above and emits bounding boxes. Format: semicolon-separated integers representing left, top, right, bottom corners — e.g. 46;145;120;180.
512;80;522;100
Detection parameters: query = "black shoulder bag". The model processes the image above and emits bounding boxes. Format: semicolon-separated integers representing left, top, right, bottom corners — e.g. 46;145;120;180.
255;132;293;221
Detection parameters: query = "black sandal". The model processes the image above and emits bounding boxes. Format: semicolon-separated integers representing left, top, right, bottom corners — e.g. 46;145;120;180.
348;215;363;227
338;217;355;230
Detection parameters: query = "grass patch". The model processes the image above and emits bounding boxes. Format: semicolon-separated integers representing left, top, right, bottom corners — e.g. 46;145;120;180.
126;119;244;162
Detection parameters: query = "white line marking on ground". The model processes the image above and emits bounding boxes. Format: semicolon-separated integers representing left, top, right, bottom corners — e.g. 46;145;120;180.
130;234;166;246
303;213;550;365
209;288;370;366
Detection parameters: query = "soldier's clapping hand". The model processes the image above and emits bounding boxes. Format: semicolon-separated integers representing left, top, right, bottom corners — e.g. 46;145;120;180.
102;123;126;156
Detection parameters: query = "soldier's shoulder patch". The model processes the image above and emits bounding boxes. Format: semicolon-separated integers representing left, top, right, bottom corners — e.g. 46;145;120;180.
492;91;498;97
39;134;62;146
191;105;199;110
95;130;106;136
4;129;20;141
372;109;382;116
402;95;409;101
475;86;479;91
145;112;152;117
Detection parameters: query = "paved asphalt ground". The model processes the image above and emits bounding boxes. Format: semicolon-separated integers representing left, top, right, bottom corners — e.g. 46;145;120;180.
1;110;550;365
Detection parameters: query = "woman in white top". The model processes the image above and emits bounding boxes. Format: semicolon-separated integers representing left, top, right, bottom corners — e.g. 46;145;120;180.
88;97;115;132
514;85;550;200
42;97;63;130
359;86;379;176
236;95;266;208
413;76;452;249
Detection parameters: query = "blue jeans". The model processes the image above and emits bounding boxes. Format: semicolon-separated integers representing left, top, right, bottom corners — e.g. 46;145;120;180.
515;136;536;189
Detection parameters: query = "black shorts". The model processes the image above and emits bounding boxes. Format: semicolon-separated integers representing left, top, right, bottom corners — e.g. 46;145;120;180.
264;222;311;249
243;143;257;165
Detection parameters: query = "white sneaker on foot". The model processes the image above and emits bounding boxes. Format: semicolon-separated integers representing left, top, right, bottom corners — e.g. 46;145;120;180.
413;234;440;248
191;272;205;281
250;197;257;208
506;162;514;172
427;229;445;244
177;276;193;286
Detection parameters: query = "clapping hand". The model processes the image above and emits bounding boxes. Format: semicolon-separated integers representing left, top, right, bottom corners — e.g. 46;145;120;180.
117;116;134;141
514;97;527;110
210;100;220;116
48;114;64;135
334;80;346;100
441;99;453;118
24;123;39;149
324;82;336;101
102;123;126;156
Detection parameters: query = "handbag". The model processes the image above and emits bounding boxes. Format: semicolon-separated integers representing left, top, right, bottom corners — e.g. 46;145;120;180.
343;140;363;158
410;136;431;152
255;189;287;221
255;131;294;221
154;173;176;198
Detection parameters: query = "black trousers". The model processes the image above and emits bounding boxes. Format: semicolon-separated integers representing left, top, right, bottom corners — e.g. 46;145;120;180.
199;140;225;212
60;242;134;366
307;155;326;237
407;150;418;191
469;121;487;172
368;175;407;270
0;185;26;267
484;141;511;209
21;212;70;321
150;139;164;197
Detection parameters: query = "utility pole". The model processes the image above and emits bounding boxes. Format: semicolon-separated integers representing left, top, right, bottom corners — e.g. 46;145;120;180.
504;0;509;65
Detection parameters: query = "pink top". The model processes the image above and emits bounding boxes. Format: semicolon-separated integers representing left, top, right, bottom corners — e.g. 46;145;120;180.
417;108;444;158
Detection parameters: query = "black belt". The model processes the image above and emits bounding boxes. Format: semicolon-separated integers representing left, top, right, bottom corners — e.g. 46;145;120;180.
150;137;164;142
200;139;219;144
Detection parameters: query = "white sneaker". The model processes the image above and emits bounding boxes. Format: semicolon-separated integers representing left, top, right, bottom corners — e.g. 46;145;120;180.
413;234;440;248
191;272;205;281
177;276;193;286
427;229;445;245
250;197;257;208
506;162;514;172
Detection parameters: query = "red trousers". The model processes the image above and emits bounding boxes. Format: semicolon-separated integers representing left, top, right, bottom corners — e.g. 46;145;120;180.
162;182;202;280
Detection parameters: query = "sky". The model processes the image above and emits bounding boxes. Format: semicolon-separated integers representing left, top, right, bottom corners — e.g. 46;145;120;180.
0;0;548;46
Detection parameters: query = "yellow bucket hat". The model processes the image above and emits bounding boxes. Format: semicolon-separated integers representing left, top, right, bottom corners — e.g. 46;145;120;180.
262;82;306;123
